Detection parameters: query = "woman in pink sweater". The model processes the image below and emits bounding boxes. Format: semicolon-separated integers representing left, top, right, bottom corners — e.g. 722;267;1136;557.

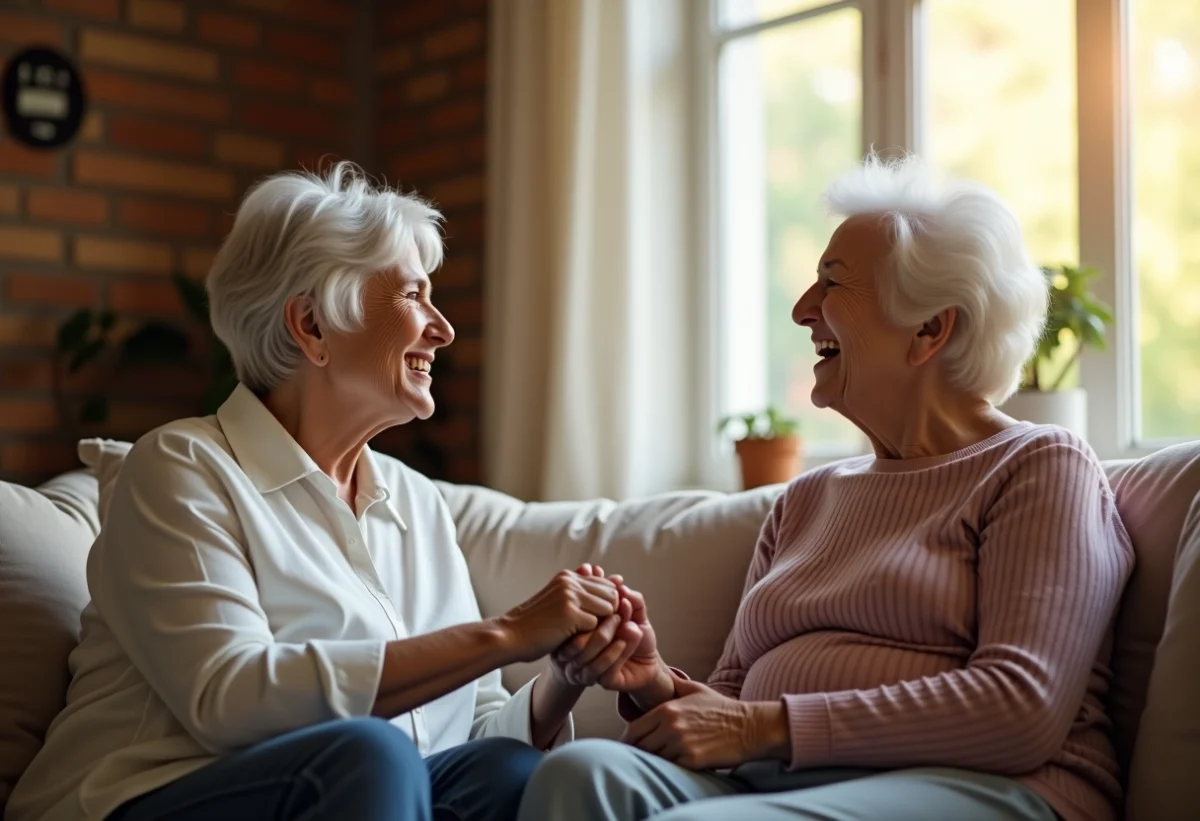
518;153;1135;821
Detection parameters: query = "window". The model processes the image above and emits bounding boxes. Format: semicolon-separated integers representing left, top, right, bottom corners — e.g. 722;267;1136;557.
699;0;1200;483
1129;0;1200;441
711;0;868;462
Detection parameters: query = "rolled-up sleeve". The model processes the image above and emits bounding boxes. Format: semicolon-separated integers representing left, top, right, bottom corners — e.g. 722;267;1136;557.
470;669;574;749
88;431;386;754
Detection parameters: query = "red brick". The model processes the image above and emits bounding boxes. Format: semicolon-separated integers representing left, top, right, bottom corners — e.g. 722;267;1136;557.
118;198;212;238
75;152;234;201
405;71;450;105
447;335;481;368
182;247;216;278
27;188;109;225
375;45;414;77
454;213;484;244
310;76;354;107
108;115;208;158
242;102;339;141
376;120;418;151
232;0;352;30
456;57;487;90
444;296;482;329
0;358;54;392
128;0;186;33
79;29;218;83
0;441;79;477
0;141;56;177
0;399;60;432
87;70;230;122
375;86;408;112
234;59;304;95
196;10;261;48
215;209;237;236
0;12;65;47
75;236;174;274
109;278;184;315
422;21;484;61
42;0;119;21
0;185;18;216
387;144;460;182
384;5;452;38
265;27;343;70
5;272;98;307
0;315;58;348
429;100;483;135
0;226;63;262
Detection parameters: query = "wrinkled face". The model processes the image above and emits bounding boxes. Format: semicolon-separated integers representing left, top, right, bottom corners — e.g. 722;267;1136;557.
791;215;914;415
322;248;454;424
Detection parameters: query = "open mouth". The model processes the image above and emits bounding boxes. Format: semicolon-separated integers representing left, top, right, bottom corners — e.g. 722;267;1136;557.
404;355;432;374
814;339;840;361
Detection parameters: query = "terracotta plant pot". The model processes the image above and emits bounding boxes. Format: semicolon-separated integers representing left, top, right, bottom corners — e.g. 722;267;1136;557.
734;436;801;490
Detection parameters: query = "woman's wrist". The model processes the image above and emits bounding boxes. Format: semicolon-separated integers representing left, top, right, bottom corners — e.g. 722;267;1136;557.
629;660;677;712
745;701;791;762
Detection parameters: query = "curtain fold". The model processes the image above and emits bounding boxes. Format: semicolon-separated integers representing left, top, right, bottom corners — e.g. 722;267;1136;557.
484;0;695;501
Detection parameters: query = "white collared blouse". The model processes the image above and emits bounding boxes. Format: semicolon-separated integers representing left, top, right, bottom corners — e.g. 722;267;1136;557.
7;384;570;821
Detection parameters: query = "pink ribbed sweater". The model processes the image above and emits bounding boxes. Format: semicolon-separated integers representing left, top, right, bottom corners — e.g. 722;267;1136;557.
707;424;1134;821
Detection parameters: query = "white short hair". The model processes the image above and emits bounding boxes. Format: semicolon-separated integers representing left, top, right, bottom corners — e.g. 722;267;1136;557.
823;152;1047;404
206;161;444;393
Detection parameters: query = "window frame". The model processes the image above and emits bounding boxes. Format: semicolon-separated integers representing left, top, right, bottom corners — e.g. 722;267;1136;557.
694;0;1175;490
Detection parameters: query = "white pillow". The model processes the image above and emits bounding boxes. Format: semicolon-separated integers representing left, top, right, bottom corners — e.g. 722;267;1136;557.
76;439;133;525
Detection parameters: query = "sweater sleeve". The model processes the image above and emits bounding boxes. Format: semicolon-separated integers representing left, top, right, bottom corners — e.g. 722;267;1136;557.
783;443;1134;774
707;492;785;699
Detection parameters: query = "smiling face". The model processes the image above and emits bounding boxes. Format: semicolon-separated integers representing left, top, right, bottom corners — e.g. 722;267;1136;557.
791;215;916;415
320;248;454;425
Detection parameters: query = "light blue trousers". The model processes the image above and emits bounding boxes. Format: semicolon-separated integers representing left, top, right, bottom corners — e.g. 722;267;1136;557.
517;739;1058;821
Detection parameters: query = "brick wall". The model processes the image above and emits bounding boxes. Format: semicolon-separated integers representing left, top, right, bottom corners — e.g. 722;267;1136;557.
371;0;487;484
0;0;492;486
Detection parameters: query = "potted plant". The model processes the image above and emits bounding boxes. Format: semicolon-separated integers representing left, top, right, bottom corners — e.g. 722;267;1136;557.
1001;264;1113;437
718;406;801;490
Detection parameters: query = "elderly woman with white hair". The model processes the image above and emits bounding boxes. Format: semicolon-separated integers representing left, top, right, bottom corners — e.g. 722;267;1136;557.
6;164;645;821
518;154;1135;821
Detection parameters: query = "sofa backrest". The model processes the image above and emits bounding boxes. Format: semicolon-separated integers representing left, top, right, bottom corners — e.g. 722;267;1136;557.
1;440;1198;820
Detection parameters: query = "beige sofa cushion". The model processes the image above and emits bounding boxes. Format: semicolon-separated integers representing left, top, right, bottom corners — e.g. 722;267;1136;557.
437;481;778;739
0;472;100;810
1103;441;1200;784
1122;472;1200;821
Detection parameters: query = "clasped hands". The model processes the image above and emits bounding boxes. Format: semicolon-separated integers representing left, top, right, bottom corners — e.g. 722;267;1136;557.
500;563;789;771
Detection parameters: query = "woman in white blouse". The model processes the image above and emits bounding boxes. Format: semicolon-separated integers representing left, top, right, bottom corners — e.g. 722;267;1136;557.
7;164;644;821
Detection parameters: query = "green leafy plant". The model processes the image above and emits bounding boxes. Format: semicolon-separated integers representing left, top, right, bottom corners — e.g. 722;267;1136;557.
1021;264;1115;392
55;273;237;425
718;406;800;441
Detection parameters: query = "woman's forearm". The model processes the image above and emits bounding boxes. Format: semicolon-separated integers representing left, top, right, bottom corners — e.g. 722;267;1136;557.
529;664;585;748
371;619;518;718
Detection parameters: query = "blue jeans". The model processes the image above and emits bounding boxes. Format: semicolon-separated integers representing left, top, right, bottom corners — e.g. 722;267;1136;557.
107;718;542;821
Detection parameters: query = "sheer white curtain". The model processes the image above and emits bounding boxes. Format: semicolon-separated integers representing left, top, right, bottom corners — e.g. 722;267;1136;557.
484;0;696;501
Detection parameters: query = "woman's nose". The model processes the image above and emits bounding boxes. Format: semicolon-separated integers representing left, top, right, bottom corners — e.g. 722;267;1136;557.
428;310;455;347
792;282;821;327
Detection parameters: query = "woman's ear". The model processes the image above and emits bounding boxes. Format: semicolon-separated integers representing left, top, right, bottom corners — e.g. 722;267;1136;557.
283;294;327;365
909;305;956;366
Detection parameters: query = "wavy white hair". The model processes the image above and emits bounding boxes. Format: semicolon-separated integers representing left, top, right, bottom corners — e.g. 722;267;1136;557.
206;162;444;393
823;152;1048;404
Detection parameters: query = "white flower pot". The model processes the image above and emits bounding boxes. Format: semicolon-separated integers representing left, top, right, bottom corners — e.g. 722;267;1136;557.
1001;387;1088;438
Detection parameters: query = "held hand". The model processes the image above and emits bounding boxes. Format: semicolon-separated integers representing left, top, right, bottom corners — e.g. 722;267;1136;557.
619;678;790;770
557;581;667;696
550;565;642;687
498;569;620;663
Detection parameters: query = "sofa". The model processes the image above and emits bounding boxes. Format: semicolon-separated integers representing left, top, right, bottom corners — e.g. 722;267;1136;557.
2;438;1198;821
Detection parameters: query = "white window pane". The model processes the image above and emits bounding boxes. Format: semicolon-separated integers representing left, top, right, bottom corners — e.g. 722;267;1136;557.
1130;0;1200;441
719;0;839;30
717;9;866;456
923;0;1080;388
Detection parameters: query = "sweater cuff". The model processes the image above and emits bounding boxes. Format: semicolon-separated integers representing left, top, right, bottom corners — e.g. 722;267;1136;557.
782;692;832;770
616;667;690;723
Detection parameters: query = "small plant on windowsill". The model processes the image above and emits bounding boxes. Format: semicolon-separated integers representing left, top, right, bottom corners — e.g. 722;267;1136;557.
1002;264;1114;437
718;406;802;490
